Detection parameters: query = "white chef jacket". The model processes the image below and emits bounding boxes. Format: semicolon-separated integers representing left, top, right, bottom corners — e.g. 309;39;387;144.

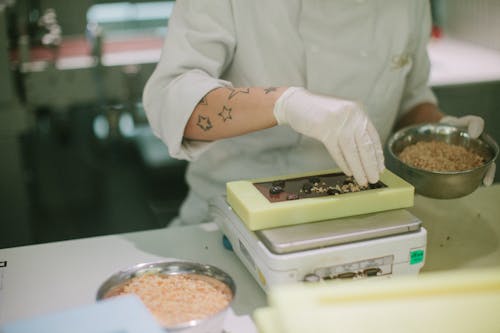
143;0;437;225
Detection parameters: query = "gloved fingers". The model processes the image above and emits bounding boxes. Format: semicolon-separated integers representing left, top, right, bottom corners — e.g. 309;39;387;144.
338;133;368;186
455;115;484;139
355;130;382;184
366;122;386;173
465;115;484;139
483;162;496;186
440;115;484;139
324;140;353;179
440;115;466;127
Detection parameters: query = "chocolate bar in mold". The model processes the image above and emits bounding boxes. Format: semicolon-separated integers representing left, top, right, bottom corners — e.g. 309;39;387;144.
253;172;386;203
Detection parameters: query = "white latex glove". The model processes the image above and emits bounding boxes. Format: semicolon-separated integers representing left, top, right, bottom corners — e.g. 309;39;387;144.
440;115;496;186
273;87;385;186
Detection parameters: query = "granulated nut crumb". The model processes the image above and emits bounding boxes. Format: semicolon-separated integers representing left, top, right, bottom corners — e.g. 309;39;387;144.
104;273;232;327
398;140;484;172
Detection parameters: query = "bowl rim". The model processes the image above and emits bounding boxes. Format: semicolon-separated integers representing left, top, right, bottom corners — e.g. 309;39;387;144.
96;260;236;330
387;123;499;175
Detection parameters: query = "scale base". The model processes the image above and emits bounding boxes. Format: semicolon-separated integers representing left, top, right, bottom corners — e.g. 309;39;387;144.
210;197;427;292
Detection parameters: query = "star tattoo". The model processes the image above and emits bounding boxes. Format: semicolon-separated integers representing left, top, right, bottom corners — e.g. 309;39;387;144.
218;106;232;122
228;88;250;99
196;115;213;131
264;87;277;94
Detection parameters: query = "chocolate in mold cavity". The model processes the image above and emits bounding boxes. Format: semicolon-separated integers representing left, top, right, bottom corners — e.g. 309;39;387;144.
253;172;387;203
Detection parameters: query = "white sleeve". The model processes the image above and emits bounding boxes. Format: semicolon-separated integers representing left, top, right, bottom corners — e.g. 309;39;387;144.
142;0;236;161
398;1;438;116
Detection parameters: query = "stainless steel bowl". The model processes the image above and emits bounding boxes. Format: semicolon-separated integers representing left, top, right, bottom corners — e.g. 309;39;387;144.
387;123;498;199
96;261;236;333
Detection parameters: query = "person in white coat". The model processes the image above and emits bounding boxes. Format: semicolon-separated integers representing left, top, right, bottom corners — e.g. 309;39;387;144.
143;0;494;226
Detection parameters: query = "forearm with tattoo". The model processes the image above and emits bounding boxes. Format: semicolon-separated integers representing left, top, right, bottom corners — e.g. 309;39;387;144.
183;86;287;141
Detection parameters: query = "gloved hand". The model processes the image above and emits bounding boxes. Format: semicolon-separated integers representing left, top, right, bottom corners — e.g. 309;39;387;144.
273;87;385;186
440;115;496;186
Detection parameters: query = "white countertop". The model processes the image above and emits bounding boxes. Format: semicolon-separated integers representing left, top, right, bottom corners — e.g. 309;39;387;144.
428;37;500;87
48;36;500;87
1;184;500;329
0;223;266;332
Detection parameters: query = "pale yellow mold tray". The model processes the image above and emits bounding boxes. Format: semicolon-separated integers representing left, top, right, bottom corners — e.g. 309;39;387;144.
226;169;414;231
253;268;500;333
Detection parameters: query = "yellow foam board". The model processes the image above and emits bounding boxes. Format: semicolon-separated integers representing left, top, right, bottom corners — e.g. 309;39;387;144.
254;268;500;333
226;168;414;230
253;308;280;333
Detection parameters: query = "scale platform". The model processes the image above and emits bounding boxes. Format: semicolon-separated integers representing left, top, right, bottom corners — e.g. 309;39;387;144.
210;197;426;292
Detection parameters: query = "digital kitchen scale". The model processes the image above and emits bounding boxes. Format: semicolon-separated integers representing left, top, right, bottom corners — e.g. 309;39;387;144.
210;169;426;292
210;197;426;292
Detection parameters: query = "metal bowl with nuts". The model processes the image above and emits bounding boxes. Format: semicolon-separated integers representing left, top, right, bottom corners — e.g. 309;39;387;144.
96;261;236;333
386;123;498;199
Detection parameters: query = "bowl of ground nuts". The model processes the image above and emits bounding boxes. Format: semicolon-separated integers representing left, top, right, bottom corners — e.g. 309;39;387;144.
387;123;498;199
96;261;236;333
